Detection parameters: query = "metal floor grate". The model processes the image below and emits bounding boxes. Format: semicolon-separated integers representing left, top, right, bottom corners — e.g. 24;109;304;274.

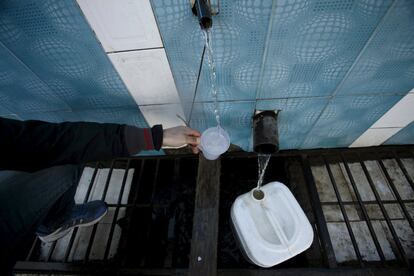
17;157;199;273
25;160;135;263
304;150;414;267
14;147;413;275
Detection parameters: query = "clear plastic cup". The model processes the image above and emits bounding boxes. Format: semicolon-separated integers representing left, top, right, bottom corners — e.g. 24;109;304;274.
199;126;230;160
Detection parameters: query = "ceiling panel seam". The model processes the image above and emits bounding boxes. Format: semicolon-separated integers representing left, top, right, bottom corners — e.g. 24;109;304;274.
247;0;278;150
149;0;187;120
253;0;278;107
106;46;165;55
350;92;414;147
187;46;206;127
0;40;73;112
74;0;143;112
299;0;399;149
76;0;184;127
384;120;414;144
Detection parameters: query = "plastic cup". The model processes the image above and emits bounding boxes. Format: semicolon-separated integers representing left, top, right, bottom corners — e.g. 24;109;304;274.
199;126;230;160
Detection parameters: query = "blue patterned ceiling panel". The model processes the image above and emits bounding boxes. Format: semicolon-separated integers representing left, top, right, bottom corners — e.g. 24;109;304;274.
259;0;393;99
152;0;414;150
0;0;144;126
385;121;414;145
0;42;70;114
302;94;402;148
335;0;414;96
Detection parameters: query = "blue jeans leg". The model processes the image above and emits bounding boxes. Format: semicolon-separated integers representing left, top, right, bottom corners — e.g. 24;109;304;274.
0;165;82;274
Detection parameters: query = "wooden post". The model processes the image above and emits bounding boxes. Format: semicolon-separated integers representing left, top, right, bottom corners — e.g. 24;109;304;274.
189;155;221;276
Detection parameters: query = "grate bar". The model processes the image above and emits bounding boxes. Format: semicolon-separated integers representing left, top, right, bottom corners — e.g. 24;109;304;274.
339;154;386;264
25;238;39;261
173;158;180;182
321;199;414;205
357;154;409;266
84;160;116;262
323;156;364;266
64;162;100;262
119;160;145;268
150;159;161;202
164;158;181;268
46;239;57;262
392;151;414;192
143;159;161;266
132;160;146;206
377;159;414;231
104;159;131;260
301;155;337;268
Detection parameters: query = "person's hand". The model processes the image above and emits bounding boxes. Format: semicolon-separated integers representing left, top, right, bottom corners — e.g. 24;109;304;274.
162;126;201;154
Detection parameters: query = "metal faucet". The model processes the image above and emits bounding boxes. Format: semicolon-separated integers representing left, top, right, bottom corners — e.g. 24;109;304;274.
191;0;212;29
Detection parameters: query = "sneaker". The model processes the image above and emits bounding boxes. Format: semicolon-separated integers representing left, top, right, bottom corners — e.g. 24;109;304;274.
36;200;108;243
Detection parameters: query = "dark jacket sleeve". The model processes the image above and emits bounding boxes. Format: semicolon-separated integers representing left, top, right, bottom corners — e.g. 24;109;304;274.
0;117;163;172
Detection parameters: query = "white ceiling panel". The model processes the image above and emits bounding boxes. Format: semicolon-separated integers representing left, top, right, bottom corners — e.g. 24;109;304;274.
77;0;162;52
139;104;186;129
109;49;181;105
350;127;401;147
371;93;414;128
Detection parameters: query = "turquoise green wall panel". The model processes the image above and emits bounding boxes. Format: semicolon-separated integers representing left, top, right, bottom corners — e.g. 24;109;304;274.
152;0;414;150
0;0;146;126
302;95;402;148
336;0;414;96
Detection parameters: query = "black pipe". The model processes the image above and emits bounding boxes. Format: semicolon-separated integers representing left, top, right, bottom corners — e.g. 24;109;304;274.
253;111;279;154
192;0;212;29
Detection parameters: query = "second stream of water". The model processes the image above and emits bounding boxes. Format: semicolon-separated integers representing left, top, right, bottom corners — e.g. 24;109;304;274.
257;154;271;190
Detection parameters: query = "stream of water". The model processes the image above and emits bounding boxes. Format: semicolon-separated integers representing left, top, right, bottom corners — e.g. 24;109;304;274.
202;30;270;188
257;154;271;190
202;29;221;126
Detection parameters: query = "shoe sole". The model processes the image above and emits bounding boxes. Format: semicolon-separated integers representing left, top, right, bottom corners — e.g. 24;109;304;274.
38;208;108;243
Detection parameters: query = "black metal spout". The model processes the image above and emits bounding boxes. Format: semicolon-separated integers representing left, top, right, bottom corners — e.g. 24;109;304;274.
253;111;279;154
192;0;212;29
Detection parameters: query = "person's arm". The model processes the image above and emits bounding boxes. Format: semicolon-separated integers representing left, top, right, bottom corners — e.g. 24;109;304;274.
162;126;201;154
0;117;162;172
